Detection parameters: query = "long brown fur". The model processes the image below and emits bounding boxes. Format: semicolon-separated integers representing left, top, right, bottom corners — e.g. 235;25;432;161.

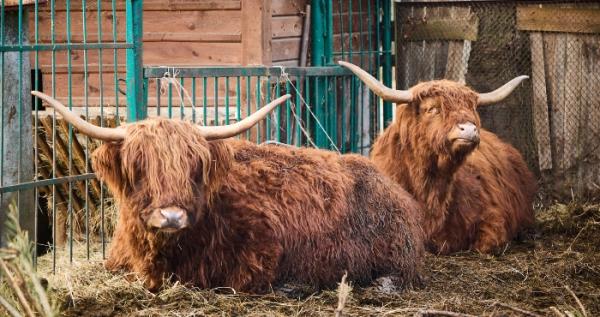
371;80;537;254
92;118;425;293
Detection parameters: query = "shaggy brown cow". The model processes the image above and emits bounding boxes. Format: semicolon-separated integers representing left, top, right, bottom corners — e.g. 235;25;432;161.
340;61;537;255
32;91;425;293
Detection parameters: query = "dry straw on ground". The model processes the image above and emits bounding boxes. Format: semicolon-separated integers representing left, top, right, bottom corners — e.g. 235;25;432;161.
16;203;600;316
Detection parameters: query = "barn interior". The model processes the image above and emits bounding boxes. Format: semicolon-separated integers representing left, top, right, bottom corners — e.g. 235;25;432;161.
0;0;599;316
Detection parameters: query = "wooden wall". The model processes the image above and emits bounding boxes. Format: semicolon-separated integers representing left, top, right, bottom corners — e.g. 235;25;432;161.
271;0;307;66
29;0;274;117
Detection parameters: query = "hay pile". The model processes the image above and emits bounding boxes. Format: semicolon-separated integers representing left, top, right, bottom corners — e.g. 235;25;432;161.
35;203;599;316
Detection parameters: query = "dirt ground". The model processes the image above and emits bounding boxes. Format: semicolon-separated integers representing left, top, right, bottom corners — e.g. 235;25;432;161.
36;202;599;317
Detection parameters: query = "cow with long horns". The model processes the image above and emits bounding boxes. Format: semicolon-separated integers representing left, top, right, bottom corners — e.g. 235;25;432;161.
339;61;537;254
32;91;425;293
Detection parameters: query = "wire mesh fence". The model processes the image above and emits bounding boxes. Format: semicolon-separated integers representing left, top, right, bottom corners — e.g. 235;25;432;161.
395;0;600;199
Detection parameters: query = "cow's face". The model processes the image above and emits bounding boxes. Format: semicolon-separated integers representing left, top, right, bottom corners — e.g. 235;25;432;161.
92;119;226;234
409;81;481;159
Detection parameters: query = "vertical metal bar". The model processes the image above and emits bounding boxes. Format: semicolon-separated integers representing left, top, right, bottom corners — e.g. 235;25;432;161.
224;77;229;125
341;76;346;153
382;0;393;127
275;79;281;142
236;76;241;139
33;0;40;266
180;77;184;119
156;78;161;116
311;1;325;66
295;76;301;146
203;77;207;124
285;80;291;144
66;0;75;264
192;78;196;123
214;77;219;125
265;76;271;140
255;76;261;142
125;0;145;121
337;0;344;58
168;80;172;118
82;0;90;261
97;0;106;260
245;76;250;140
112;0;119;125
51;0;57;272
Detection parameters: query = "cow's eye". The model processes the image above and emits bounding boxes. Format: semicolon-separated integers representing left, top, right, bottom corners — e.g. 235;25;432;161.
428;107;440;115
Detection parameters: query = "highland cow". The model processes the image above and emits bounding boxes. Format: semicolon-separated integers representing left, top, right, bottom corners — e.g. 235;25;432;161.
340;61;537;255
32;91;425;293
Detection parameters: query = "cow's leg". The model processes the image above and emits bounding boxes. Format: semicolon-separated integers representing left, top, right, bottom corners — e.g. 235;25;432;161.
225;242;283;293
473;213;510;253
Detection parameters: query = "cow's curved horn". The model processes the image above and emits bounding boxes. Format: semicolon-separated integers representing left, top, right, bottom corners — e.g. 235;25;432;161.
477;76;529;106
31;91;126;141
197;94;291;140
339;61;412;103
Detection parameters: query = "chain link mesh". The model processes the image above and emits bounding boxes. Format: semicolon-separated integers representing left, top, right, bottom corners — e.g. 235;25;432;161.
395;1;600;199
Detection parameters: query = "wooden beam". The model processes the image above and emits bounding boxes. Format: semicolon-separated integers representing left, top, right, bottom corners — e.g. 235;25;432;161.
241;0;271;65
39;0;240;11
399;15;479;41
517;6;600;34
529;32;552;171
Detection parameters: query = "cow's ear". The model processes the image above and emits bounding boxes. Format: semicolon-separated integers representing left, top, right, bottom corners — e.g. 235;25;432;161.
92;142;126;197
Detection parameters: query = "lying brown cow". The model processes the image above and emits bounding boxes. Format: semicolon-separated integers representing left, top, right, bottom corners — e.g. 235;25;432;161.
33;91;424;293
340;61;537;254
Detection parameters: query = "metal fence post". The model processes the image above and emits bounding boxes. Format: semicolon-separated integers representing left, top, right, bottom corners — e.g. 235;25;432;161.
311;0;334;148
125;0;145;121
382;0;393;127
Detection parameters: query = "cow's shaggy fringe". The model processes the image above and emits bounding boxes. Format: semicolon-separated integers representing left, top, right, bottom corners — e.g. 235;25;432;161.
371;80;537;254
33;202;599;317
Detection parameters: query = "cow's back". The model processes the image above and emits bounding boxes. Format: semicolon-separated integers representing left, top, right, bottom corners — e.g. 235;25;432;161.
226;141;424;289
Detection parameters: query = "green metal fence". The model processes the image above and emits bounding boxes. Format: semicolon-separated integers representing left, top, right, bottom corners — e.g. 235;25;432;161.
0;0;394;271
143;66;364;153
0;0;143;270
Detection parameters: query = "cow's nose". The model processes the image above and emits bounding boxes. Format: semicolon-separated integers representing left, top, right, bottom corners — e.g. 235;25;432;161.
456;122;479;142
151;207;189;231
160;208;185;226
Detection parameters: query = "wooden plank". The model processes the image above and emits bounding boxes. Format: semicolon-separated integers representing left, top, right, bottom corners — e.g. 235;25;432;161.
41;0;240;11
299;4;310;67
582;36;600;165
35;42;242;72
546;33;566;172
241;0;271;65
272;38;301;62
272;15;303;38
564;34;582;169
517;6;600;34
272;0;307;17
399;12;478;41
444;40;470;83
0;10;35;246
529;32;552;171
33;10;241;43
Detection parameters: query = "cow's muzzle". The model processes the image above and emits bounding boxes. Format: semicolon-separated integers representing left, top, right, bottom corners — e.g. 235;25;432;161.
448;122;480;144
146;207;190;232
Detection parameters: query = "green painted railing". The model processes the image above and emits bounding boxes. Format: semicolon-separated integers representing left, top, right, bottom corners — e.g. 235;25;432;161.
143;66;365;153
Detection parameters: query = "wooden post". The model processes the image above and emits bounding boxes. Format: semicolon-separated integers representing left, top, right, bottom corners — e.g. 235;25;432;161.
241;0;272;142
242;0;272;66
1;10;35;245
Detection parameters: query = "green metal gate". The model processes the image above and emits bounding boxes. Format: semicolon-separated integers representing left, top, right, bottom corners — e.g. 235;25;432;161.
0;0;144;268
